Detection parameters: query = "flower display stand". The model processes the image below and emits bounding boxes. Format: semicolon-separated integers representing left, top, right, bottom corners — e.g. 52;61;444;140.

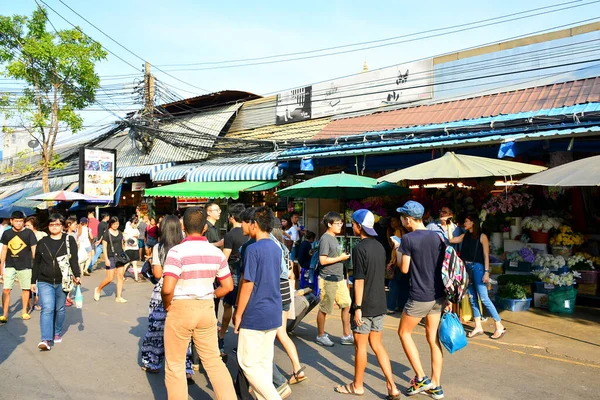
495;297;532;312
551;246;573;257
574;270;599;284
529;230;549;244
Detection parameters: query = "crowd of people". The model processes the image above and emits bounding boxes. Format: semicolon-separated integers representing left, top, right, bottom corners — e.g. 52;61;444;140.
0;199;509;399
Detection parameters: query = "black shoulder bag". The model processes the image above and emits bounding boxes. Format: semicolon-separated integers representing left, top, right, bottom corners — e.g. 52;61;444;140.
108;231;130;265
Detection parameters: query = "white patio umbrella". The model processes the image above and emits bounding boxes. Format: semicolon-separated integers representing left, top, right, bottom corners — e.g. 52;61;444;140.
519;155;600;186
377;152;547;183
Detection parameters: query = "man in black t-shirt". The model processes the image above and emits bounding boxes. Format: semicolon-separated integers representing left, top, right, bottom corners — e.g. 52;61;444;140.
1;211;38;322
205;202;224;248
396;201;448;400
334;210;401;398
219;203;248;354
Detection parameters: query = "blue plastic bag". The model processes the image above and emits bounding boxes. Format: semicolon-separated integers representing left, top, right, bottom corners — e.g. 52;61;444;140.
438;311;467;354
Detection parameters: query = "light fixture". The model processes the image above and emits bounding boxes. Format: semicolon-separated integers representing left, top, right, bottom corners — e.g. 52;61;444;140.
494;180;519;187
408;182;471;189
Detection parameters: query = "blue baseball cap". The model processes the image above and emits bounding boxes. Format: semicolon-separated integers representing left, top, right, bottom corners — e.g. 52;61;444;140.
352;209;377;236
396;201;425;218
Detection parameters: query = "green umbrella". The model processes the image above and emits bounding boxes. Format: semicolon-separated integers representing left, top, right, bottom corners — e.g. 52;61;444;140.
276;172;407;199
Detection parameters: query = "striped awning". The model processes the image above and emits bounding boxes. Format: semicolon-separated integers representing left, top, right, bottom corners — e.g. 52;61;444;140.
186;162;280;183
117;163;174;179
152;163;202;182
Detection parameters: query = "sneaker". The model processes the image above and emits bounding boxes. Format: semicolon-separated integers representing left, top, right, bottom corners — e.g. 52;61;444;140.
425;386;444;399
94;287;100;301
38;341;52;351
115;297;128;303
218;337;225;353
53;335;62;343
406;376;433;396
316;334;334;347
340;334;354;345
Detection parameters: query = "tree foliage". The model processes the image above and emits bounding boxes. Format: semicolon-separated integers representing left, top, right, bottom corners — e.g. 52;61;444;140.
0;6;107;191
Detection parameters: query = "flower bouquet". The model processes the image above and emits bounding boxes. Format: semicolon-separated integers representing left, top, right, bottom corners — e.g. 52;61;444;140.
534;267;580;287
522;215;562;243
533;254;567;271
568;255;597;284
549;226;584;256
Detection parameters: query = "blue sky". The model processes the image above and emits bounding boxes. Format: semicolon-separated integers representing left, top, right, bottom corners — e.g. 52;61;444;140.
3;0;600;139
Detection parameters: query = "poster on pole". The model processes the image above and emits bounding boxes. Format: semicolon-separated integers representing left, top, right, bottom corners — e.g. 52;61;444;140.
311;59;434;118
79;147;116;202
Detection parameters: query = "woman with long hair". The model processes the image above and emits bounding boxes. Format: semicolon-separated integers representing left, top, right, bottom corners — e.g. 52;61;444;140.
124;215;142;282
449;213;506;340
25;216;47;312
140;215;194;382
78;217;94;276
31;213;81;350
95;216;128;303
64;217;80;307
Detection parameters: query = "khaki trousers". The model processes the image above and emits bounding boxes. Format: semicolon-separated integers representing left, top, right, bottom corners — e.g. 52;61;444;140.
237;327;281;400
164;299;235;400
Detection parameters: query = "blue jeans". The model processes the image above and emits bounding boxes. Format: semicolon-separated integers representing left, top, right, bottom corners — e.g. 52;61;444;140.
38;282;67;341
273;364;287;388
387;271;409;311
90;244;103;271
467;263;501;322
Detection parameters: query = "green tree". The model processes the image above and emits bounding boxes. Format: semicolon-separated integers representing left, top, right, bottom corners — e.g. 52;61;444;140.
0;6;107;191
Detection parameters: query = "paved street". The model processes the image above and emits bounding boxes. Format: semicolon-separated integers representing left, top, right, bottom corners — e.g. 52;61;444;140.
1;271;599;400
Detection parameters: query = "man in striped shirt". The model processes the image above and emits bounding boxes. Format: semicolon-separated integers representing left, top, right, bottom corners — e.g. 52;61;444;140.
162;207;236;400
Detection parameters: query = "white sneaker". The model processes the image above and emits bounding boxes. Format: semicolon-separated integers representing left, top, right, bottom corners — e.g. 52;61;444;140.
38;341;51;351
340;334;354;345
316;334;334;347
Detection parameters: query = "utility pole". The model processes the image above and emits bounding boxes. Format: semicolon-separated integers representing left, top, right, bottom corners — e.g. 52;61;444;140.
144;61;155;116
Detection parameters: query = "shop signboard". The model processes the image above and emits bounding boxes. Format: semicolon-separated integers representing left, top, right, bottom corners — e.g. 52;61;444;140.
132;182;146;191
275;86;312;125
79;147;116;202
311;59;433;118
274;59;433;125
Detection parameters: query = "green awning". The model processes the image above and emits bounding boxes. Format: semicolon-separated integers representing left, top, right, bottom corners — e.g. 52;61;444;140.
144;181;280;199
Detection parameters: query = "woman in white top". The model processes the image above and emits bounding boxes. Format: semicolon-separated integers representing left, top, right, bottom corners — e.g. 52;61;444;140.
78;217;94;276
124;215;142;281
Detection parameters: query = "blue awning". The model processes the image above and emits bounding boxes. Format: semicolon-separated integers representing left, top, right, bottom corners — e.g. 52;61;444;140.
152;163;202;182
186;162;280;182
117;163;174;179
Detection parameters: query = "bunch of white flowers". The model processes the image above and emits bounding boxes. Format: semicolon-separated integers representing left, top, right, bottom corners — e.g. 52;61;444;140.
522;215;562;232
534;254;566;270
567;255;595;270
534;268;581;287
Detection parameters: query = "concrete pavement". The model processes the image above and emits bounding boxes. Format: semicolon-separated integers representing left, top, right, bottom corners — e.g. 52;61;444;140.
1;269;599;399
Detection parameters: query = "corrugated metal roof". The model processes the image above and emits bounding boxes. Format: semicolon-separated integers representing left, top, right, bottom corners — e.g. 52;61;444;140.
276;125;600;160
99;103;242;167
228;96;277;132
226;117;331;142
317;77;600;138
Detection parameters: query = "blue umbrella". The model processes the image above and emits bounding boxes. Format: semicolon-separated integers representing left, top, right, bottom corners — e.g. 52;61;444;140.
0;205;36;219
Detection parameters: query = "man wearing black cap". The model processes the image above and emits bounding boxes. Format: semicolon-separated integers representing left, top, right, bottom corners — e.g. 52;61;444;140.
395;201;447;400
1;211;38;322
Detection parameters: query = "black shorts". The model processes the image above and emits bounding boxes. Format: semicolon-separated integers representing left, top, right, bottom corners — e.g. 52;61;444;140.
223;284;239;306
125;249;139;261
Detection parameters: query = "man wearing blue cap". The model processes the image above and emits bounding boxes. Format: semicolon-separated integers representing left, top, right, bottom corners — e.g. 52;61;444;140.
334;209;401;398
395;201;447;400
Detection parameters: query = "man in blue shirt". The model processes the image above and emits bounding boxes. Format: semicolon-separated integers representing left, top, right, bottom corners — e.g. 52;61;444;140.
234;206;282;400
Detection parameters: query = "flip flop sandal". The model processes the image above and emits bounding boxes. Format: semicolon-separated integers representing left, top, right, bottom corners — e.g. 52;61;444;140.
334;383;364;396
468;330;484;338
289;366;307;385
491;329;507;340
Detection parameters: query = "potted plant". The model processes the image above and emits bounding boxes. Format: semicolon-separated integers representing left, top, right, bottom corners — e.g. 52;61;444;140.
495;282;532;312
522;215;562;243
533;267;579;294
567;255;598;284
549;225;584;256
533;254;567;273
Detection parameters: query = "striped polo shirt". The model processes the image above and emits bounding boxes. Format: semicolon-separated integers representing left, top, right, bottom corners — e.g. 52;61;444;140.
163;235;231;300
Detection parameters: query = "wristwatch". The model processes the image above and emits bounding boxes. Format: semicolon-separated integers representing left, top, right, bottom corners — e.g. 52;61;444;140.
484;270;490;273
352;304;362;310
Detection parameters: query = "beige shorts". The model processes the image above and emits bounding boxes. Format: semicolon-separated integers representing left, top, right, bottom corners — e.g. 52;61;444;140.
3;268;32;290
404;297;445;318
318;277;352;314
